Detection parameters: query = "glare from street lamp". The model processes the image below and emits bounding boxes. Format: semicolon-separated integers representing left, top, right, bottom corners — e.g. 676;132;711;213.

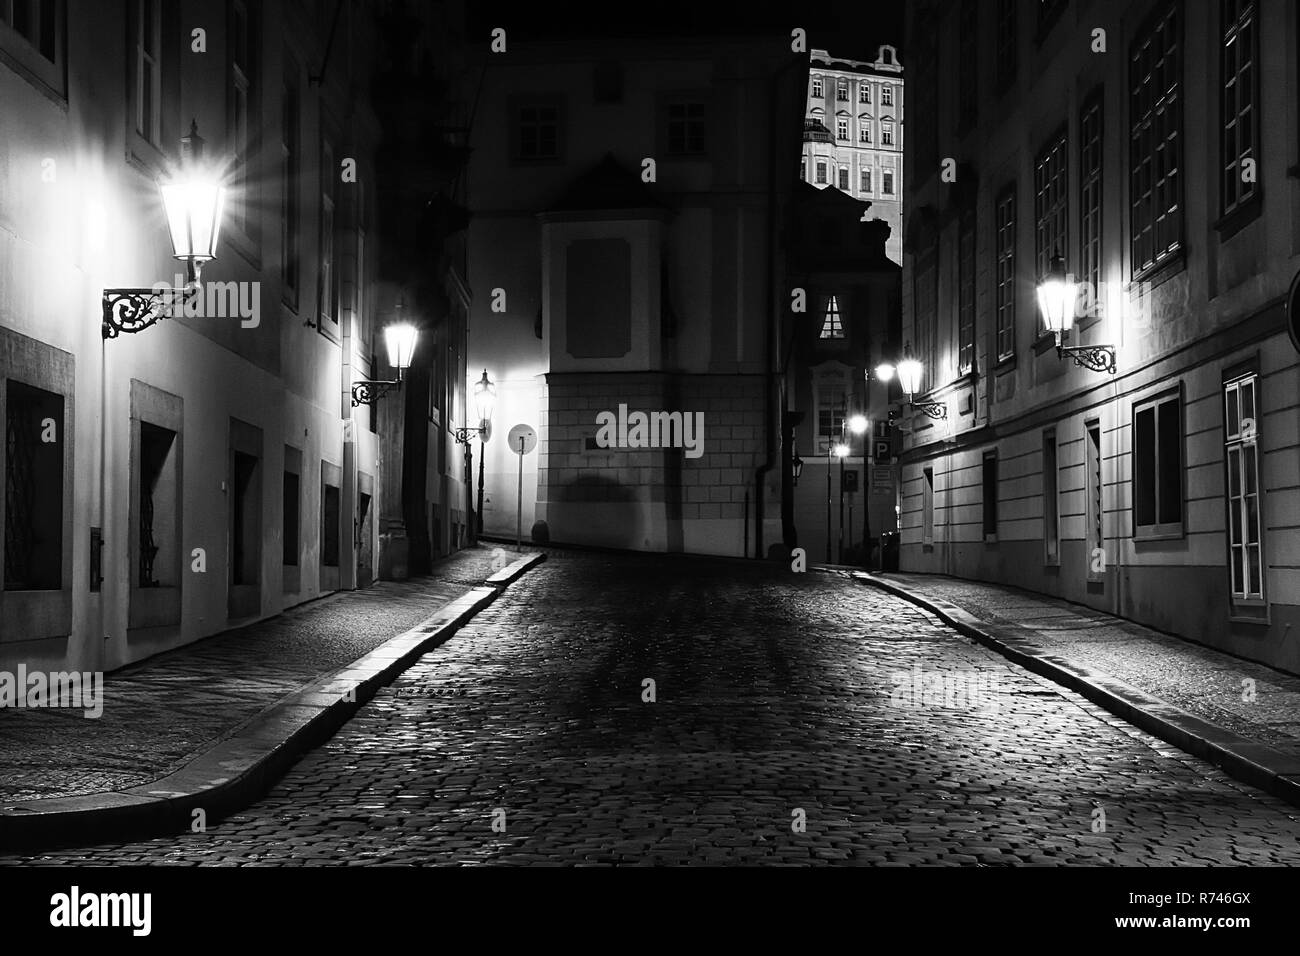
833;442;850;458
874;362;896;383
473;369;496;425
383;322;419;373
1037;252;1078;337
159;122;225;274
897;350;923;398
848;414;868;435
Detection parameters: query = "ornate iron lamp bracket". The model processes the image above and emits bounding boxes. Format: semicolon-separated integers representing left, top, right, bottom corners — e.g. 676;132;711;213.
351;380;402;407
102;286;197;339
1058;343;1117;374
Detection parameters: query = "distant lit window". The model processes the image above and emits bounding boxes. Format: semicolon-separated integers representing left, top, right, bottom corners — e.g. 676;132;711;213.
517;103;561;160
838;166;849;190
881;85;893;106
819;295;846;339
861;168;872;192
860;124;871;143
836;79;848;101
860;84;871;104
882;170;894;194
881;121;894;146
837;117;849;141
815;161;827;184
811;76;823;98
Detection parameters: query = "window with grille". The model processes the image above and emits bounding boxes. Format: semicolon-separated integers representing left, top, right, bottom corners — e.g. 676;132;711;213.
1035;130;1069;282
666;101;706;156
1133;389;1184;538
229;0;254;235
1220;0;1258;217
1079;95;1103;321
819;295;845;340
915;253;937;393
1130;2;1183;276
957;208;976;375
1224;373;1263;601
517;103;561;159
3;380;63;591
995;186;1017;361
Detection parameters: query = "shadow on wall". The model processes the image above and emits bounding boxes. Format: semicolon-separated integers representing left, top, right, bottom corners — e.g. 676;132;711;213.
550;476;648;550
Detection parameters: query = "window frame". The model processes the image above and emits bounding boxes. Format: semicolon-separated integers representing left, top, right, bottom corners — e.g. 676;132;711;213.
1079;92;1104;325
1222;368;1266;610
982;450;999;542
0;0;64;98
1129;1;1184;279
1043;428;1060;565
1131;385;1185;541
957;206;976;376
994;183;1017;363
1219;0;1259;221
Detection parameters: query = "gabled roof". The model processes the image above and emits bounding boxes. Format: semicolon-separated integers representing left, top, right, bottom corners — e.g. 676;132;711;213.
546;153;670;213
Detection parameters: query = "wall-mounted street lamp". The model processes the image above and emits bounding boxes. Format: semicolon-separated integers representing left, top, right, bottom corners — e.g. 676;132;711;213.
1038;253;1116;374
791;450;804;487
878;343;947;420
351;320;419;406
452;370;497;539
103;121;226;339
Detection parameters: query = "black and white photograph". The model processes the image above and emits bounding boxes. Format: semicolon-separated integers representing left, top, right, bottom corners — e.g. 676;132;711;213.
0;0;1296;940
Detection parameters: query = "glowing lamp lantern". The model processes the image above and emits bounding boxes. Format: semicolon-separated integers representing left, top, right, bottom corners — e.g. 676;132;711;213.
383;322;419;377
848;414;868;435
897;352;924;399
833;442;850;459
160;122;226;281
874;362;896;383
1037;253;1078;339
473;369;496;426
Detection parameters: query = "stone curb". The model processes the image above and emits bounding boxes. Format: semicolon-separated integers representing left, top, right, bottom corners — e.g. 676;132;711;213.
0;553;546;851
854;572;1300;811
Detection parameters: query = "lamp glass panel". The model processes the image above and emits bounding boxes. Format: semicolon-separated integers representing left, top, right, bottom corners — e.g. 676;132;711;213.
384;323;419;370
897;358;923;395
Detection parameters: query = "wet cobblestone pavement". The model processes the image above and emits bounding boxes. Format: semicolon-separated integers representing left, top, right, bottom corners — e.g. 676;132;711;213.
5;552;1300;865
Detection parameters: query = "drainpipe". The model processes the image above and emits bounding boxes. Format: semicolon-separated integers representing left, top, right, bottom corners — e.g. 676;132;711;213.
755;48;808;559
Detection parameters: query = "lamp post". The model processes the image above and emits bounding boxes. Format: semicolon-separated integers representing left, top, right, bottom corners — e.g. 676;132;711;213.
1037;252;1116;373
847;413;867;565
452;370;496;543
791;450;804;487
102;121;226;338
351;317;419;406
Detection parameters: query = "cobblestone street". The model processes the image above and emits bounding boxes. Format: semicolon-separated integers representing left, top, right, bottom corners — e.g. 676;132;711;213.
6;552;1300;866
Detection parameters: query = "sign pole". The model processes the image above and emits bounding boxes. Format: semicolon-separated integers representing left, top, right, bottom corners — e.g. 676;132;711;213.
516;435;524;551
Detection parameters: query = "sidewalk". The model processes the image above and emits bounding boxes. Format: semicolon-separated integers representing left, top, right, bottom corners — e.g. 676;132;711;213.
0;545;543;845
858;572;1300;807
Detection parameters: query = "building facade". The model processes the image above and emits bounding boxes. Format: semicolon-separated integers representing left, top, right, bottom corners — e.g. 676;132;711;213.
783;181;901;566
900;0;1300;674
802;45;904;265
0;0;470;675
466;35;805;557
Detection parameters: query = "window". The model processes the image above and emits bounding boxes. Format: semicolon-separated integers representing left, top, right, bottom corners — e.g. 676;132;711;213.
666;101;706;156
983;451;999;540
881;121;894;146
837;117;849;141
996;0;1018;90
811;76;823;98
0;0;58;62
881;85;893;106
1034;131;1069;282
915;252;937;392
882;170;894;195
922;467;935;546
860;168;872;193
594;61;623;104
1044;430;1059;563
838;166;849;190
958;0;978;129
517;103;561;160
230;450;258;587
859;84;870;104
859;124;871;144
4;380;63;591
799;160;807;182
815;161;827;185
836;79;848;101
1085;421;1103;577
995;186;1017;361
1220;0;1258;217
283;470;300;566
281;63;301;303
1079;95;1103;321
319;139;337;329
134;0;161;145
1130;2;1183;276
322;478;340;568
1224;373;1263;602
1133;390;1184;537
957;208;976;375
228;0;254;235
817;384;847;440
820;295;845;339
137;422;176;588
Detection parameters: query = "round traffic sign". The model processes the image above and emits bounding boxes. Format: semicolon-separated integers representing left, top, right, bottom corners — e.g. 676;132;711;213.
507;423;537;455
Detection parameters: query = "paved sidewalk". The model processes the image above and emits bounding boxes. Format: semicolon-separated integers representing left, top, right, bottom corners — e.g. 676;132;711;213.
0;546;509;806
859;571;1300;805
